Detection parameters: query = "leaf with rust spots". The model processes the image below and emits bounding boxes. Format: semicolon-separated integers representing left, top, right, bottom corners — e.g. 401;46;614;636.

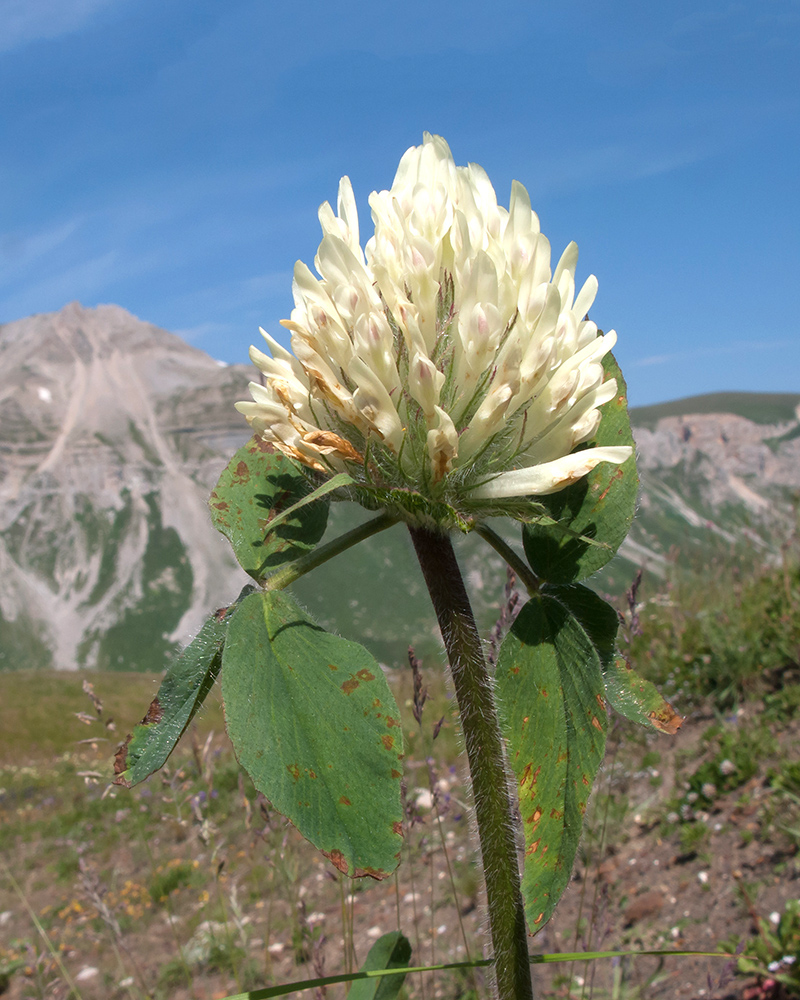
209;435;329;583
325;849;349;875
522;353;637;584
250;436;273;453
497;593;606;933
542;583;679;733
605;655;683;734
231;460;250;485
113;590;252;788
142;697;163;725
323;849;396;881
113;696;163;778
222;590;404;879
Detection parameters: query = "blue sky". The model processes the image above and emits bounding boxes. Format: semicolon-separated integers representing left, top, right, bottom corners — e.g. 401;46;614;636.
1;0;798;406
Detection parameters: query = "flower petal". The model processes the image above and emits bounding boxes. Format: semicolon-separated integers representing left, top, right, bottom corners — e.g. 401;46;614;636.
469;446;633;499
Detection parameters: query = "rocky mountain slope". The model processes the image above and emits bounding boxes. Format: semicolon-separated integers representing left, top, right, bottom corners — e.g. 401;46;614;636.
622;393;800;581
0;302;252;671
0;303;797;671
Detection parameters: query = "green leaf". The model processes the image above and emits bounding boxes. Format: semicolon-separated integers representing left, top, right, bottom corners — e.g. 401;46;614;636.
496;594;607;932
542;583;619;669
603;657;683;734
542;583;682;734
346;932;412;1000
113;588;253;787
209;437;329;582
522;352;638;584
221;591;404;878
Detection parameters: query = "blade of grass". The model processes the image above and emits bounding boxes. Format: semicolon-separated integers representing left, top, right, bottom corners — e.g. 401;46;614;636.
213;948;736;1000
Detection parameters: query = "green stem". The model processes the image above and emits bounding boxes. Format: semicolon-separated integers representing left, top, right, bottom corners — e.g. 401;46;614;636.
407;526;533;1000
264;511;399;591
475;523;540;596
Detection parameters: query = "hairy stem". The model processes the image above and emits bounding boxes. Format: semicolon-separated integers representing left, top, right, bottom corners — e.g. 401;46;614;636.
264;510;399;592
408;525;533;1000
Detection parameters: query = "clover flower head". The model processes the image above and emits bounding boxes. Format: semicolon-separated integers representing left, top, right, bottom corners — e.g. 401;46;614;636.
237;134;632;527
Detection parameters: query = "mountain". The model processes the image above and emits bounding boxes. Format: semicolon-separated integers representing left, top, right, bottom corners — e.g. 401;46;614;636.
0;303;798;672
620;392;800;582
0;302;252;671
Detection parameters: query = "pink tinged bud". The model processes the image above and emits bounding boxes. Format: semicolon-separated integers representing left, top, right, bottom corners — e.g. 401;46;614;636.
396;302;428;357
457;382;515;462
520;281;559;338
520;333;555;387
349;357;405;452
548;367;581;414
555;310;579;357
408;352;444;418
353;314;401;396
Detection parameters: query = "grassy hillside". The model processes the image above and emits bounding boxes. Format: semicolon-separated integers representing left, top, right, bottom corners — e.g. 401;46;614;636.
630;391;800;429
1;549;799;999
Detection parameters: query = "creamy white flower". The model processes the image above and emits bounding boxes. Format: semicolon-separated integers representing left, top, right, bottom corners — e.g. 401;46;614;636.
237;134;632;522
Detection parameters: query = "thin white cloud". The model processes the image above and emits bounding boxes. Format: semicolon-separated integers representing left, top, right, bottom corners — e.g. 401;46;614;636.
0;216;85;274
0;0;118;53
0;250;118;318
506;92;790;202
514;135;718;202
631;338;799;368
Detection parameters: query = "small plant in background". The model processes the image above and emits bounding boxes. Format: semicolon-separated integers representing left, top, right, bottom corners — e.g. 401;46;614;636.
687;727;762;808
732;898;800;998
628;543;800;712
0;943;26;993
113;134;682;999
